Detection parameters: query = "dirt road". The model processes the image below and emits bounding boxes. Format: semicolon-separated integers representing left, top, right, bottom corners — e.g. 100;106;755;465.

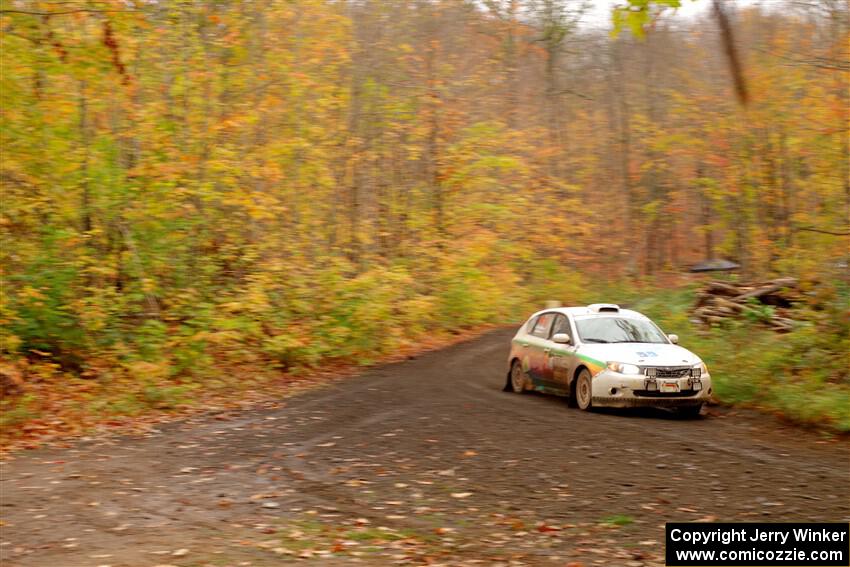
2;329;848;566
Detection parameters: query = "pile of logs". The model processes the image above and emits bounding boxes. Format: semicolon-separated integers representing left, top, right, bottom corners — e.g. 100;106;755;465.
693;277;799;332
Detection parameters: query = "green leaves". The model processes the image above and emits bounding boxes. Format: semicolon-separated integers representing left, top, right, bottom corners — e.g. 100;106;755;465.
611;0;685;37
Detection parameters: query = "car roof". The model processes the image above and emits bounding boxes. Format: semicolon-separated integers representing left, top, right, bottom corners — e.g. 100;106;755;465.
527;305;651;321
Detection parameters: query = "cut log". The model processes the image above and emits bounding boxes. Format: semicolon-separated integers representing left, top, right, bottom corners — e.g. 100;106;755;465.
714;297;745;312
734;283;791;302
767;277;798;288
693;277;799;333
705;281;741;296
769;322;793;333
693;307;714;321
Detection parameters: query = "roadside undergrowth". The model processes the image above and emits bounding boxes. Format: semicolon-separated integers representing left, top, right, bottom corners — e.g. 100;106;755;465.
2;271;848;452
621;283;850;433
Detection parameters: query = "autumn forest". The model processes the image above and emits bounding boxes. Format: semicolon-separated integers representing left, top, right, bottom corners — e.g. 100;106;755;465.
1;0;849;437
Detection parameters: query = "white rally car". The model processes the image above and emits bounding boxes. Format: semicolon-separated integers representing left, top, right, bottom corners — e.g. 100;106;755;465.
505;304;711;417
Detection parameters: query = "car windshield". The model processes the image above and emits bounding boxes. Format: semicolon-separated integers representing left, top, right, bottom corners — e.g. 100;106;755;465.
575;317;668;344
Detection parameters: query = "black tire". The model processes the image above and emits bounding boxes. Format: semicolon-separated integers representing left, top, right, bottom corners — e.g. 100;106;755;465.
509;359;528;394
575;368;593;411
678;404;704;419
567;375;579;407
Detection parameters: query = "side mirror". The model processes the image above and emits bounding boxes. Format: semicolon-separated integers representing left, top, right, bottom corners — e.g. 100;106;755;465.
668;334;679;344
552;333;571;344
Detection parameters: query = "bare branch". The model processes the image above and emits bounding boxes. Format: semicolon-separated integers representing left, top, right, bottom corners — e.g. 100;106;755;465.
554;88;593;101
795;226;850;236
755;47;850;72
712;0;749;106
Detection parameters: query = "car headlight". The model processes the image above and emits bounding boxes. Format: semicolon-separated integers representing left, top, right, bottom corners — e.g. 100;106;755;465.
607;361;641;375
691;361;708;377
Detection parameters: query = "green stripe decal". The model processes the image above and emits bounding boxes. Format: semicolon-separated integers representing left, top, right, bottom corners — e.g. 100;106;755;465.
576;353;605;368
514;341;607;376
545;350;606;375
546;349;604;368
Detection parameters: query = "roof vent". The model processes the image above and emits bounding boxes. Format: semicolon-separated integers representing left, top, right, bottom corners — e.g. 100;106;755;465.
588;303;620;313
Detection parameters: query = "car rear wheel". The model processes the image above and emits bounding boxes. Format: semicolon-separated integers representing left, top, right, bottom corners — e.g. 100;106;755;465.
510;360;528;394
576;368;593;411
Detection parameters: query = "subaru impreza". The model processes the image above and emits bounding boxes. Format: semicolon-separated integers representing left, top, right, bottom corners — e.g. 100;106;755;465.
505;304;711;417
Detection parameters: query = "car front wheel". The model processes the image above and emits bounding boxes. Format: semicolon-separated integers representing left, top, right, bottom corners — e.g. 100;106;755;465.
575;368;593;411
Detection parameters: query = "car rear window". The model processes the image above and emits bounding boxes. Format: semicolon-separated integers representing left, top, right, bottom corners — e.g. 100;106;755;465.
530;313;554;338
549;314;571;339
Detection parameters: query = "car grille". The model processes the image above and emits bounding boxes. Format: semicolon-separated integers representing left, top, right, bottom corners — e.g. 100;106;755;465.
634;389;700;398
644;366;691;378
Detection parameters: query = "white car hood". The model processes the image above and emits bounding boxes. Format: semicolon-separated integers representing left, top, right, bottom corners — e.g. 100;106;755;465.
578;342;700;367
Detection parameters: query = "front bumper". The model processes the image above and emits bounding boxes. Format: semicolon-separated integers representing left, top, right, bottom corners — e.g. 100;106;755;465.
591;370;712;408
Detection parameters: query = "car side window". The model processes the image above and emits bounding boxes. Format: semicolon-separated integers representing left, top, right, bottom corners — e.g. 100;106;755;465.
525;316;538;334
549;314;571;340
530;313;554;338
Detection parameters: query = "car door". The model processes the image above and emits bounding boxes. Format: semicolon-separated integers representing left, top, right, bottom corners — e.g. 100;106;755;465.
526;312;556;389
513;315;537;378
546;313;576;392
